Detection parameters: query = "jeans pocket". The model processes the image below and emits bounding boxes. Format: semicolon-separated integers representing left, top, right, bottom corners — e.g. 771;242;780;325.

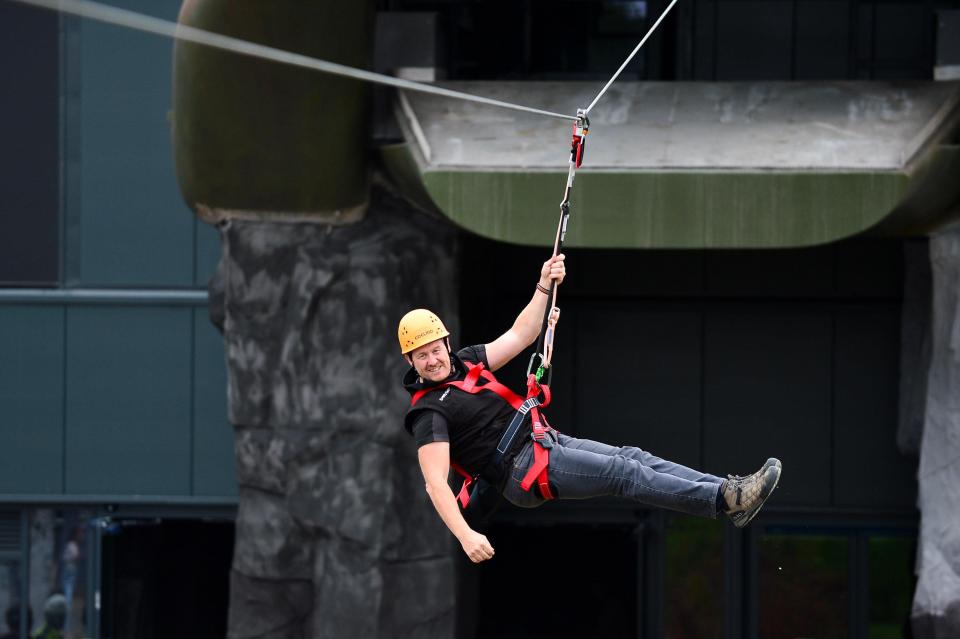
503;473;543;509
503;442;544;508
513;440;533;470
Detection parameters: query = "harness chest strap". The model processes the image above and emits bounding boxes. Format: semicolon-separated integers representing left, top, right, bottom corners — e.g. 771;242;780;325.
410;362;524;410
409;362;555;506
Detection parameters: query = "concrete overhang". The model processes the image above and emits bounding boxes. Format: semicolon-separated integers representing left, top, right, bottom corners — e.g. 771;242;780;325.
382;81;960;248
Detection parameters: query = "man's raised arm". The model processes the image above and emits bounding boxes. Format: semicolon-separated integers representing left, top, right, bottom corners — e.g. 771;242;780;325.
484;254;566;371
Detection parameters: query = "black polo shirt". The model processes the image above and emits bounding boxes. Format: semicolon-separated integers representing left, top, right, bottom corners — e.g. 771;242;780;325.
402;345;521;480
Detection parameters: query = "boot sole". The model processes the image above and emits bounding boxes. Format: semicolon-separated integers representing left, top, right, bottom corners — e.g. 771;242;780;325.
733;461;781;528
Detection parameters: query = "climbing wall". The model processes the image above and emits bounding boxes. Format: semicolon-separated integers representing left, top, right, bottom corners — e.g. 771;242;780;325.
208;188;458;638
912;226;960;638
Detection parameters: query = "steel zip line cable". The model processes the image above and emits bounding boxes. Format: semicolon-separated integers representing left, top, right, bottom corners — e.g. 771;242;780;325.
584;0;681;114
7;0;579;123
9;0;686;391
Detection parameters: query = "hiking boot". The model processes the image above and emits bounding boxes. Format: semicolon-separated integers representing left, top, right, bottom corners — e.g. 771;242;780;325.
722;458;781;528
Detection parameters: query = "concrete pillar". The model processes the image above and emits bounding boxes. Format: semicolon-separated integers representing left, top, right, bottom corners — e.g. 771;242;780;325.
912;226;960;637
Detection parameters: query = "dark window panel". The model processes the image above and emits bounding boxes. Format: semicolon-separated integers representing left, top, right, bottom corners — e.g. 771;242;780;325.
100;520;234;638
0;3;60;285
835;238;903;298
704;246;835;298
664;515;723;638
873;2;930;79
715;1;794;80
450;1;527;79
476;522;638;636
759;532;850;639
868;535;918;637
937;9;960;67
702;308;833;506
833;309;917;509
692;0;718;80
795;0;852;79
563;248;705;298
576;304;703;467
389;0;956;81
856;2;875;78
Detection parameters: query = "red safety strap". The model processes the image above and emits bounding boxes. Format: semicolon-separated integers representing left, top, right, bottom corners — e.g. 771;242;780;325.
450;462;473;509
410;363;557;505
519;374;554;499
409;362;524;410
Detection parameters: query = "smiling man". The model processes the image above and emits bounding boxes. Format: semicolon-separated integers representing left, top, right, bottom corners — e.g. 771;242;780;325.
399;254;781;563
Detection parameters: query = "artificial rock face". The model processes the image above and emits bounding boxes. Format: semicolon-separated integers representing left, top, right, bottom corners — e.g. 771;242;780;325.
911;227;960;639
209;187;458;639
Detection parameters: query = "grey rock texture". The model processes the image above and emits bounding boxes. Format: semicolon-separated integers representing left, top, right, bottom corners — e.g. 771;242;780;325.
912;226;960;638
209;186;459;639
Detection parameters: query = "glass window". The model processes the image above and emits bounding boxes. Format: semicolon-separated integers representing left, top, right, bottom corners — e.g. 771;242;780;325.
663;514;723;638
758;531;849;639
29;510;94;639
1;509;25;639
0;3;60;286
1;559;25;639
99;518;234;639
868;535;916;639
475;522;638;637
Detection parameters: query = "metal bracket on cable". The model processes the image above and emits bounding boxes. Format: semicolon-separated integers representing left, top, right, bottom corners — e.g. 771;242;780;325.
530;0;680;383
17;0;679;393
571;109;590;169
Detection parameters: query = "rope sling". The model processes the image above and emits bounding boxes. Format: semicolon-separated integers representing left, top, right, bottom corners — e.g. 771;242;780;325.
408;116;589;507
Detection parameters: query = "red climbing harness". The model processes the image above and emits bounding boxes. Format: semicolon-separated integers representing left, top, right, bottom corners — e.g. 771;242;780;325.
409;361;555;507
519;372;554;499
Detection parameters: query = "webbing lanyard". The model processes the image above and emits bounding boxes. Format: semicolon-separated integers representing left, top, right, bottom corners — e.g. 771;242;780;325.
528;109;589;386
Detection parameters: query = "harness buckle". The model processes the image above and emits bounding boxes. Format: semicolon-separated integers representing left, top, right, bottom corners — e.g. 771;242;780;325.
529;407;552;447
531;426;552;443
533;432;553;449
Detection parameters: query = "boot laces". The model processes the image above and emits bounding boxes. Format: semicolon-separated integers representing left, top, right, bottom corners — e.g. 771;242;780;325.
726;470;762;507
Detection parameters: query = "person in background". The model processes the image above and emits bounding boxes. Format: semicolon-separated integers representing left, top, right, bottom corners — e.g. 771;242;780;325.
30;595;65;639
1;604;33;639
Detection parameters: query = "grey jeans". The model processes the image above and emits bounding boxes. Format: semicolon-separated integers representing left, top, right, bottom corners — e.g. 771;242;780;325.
501;430;724;519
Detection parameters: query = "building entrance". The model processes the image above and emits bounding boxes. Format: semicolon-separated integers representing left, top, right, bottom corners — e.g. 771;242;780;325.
100;518;233;639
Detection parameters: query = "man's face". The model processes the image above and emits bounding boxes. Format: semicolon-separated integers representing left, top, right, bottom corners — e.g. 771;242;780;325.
408;338;451;383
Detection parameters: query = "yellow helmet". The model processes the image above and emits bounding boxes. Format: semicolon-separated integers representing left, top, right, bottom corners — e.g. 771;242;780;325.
398;309;450;354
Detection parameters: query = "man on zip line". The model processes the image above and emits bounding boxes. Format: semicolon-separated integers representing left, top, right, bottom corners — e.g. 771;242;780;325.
398;254;782;564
